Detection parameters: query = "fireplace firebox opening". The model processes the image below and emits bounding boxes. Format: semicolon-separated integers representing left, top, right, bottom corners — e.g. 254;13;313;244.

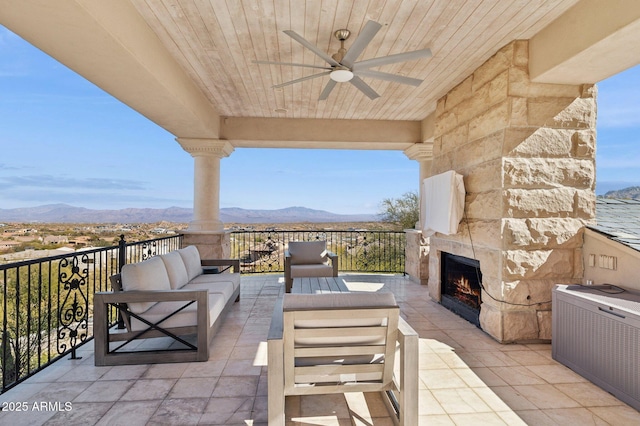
440;252;482;327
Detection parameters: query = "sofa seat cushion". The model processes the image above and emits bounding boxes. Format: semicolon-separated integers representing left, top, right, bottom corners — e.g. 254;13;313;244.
189;273;241;292
120;257;171;314
130;293;226;332
160;250;190;290
183;281;235;301
290;264;334;278
288;241;327;265
178;246;203;282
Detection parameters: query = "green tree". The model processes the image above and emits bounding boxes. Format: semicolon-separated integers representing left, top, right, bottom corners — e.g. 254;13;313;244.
0;264;61;385
379;191;419;230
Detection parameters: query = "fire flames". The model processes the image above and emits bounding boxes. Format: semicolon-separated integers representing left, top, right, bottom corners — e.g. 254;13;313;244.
448;274;481;309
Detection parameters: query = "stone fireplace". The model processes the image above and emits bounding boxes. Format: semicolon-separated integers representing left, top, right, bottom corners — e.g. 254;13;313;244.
426;40;596;342
441;253;482;327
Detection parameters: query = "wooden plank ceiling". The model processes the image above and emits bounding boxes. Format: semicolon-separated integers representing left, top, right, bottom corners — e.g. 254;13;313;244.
130;0;580;121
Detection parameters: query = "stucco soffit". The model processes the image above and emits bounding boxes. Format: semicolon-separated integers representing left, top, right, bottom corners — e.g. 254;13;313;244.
530;0;640;84
219;117;421;150
421;113;436;142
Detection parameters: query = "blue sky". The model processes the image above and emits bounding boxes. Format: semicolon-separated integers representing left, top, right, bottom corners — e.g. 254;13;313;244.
1;25;639;215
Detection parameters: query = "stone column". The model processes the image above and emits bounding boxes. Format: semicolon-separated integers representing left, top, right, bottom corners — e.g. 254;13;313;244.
429;40;596;342
404;142;434;229
177;138;234;259
403;142;434;285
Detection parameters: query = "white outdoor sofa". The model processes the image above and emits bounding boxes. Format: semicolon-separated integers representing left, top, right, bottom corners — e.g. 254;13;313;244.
93;246;240;366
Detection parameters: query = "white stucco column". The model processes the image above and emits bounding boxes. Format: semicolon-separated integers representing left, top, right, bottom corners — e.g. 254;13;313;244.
404;142;434;230
177;138;234;233
403;142;434;286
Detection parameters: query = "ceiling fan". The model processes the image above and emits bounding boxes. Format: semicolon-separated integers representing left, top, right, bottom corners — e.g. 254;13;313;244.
255;20;432;100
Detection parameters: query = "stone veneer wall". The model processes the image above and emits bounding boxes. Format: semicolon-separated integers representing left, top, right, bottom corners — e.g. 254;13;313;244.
405;230;430;285
428;40;596;342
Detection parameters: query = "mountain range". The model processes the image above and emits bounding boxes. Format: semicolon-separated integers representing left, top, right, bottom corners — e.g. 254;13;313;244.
0;204;379;224
603;186;640;200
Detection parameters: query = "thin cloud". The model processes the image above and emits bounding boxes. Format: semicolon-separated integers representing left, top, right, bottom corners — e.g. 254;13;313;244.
598;72;640;128
0;163;25;171
597;157;640;169
0;189;191;209
0;93;117;106
598;104;640;128
0;175;147;191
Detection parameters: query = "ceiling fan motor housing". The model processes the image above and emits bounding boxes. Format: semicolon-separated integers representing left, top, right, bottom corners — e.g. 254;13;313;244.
331;29;350;63
334;29;351;41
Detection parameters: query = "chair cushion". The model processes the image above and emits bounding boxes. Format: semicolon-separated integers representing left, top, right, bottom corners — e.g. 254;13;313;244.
120;256;171;314
178;246;202;282
290;264;334;278
288;241;327;265
284;292;398;345
284;292;397;311
130;293;226;332
160;251;189;290
183;281;235;301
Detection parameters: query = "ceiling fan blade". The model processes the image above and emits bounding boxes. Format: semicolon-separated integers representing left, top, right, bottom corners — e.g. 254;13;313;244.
254;60;331;70
353;48;432;70
349;76;380;100
341;20;382;68
273;71;331;89
354;69;423;86
318;80;337;100
283;30;341;67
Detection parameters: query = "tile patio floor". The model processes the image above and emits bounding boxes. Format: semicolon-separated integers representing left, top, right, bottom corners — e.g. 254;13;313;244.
0;274;639;425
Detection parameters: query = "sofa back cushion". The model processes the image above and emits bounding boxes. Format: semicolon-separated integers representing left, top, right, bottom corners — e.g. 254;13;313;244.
288;241;327;265
282;293;399;385
160;250;189;289
120;256;171;314
178;246;202;282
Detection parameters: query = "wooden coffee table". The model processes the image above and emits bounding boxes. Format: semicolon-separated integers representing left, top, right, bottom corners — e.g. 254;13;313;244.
290;276;349;294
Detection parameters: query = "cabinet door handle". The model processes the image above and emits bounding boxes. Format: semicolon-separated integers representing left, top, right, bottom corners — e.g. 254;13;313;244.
598;306;626;319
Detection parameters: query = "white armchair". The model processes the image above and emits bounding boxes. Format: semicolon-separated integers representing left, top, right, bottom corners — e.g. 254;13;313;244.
267;292;419;425
284;241;338;293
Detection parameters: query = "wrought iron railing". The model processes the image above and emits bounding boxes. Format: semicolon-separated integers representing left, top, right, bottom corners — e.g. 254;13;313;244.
231;230;405;274
0;234;182;394
0;230;404;393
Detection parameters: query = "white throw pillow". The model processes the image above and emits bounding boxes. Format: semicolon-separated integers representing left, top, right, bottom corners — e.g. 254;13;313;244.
120;256;171;313
160;250;190;289
178;246;202;282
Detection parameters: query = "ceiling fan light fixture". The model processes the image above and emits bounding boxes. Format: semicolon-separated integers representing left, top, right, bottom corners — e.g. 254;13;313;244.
330;69;353;82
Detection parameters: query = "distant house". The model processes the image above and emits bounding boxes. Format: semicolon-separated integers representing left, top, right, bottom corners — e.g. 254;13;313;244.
0;247;75;263
0;240;20;250
44;235;69;244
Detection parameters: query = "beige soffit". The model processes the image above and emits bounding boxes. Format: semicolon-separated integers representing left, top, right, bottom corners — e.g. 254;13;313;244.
530;0;640;84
